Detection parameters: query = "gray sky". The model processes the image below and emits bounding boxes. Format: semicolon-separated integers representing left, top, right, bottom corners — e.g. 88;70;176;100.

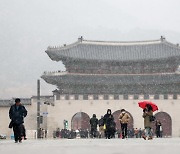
0;0;180;99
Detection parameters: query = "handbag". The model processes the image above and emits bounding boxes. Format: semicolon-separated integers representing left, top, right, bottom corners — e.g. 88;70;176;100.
8;121;14;128
103;124;106;130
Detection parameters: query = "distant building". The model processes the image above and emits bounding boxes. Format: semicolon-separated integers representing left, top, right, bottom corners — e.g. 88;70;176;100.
41;36;180;137
1;37;180;138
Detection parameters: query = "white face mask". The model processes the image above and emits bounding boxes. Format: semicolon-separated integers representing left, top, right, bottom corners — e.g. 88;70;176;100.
122;111;125;114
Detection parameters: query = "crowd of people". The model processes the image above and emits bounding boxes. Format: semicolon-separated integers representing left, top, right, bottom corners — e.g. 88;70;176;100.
53;108;163;140
8;98;163;143
52;128;144;139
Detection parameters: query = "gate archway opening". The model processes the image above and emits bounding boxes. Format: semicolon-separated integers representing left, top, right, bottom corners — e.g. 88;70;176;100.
152;112;172;137
71;112;90;130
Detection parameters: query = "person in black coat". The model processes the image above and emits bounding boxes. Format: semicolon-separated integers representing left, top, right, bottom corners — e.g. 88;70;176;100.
103;109;115;139
155;120;162;138
90;114;99;138
9;98;27;143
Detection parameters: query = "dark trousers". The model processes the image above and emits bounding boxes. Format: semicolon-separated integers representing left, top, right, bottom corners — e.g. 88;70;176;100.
105;126;115;139
121;123;128;138
13;124;23;142
90;128;97;138
156;130;161;138
22;125;26;138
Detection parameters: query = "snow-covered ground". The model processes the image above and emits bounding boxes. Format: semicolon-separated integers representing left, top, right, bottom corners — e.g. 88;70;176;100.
0;138;180;154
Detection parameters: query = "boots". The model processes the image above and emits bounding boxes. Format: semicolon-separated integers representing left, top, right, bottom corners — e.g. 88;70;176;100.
142;135;147;140
148;136;153;140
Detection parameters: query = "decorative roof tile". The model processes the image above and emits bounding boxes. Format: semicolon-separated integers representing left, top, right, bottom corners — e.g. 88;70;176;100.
46;38;180;62
41;72;180;86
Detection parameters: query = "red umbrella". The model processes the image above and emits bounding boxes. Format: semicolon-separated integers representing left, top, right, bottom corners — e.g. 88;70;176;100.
138;101;158;112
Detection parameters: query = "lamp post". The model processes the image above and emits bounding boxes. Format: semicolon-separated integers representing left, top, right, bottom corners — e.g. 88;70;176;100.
37;79;41;138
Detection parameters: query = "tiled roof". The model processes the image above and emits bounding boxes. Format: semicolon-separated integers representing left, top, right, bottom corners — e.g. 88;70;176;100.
41;72;180;86
46;38;180;62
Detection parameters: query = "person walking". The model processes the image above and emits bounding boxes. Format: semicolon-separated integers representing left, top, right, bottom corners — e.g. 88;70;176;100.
21;124;27;140
89;114;99;138
45;129;47;138
9;98;27;143
138;128;142;138
98;116;105;138
155;120;162;138
118;109;130;139
103;109;115;139
142;104;153;140
134;128;139;138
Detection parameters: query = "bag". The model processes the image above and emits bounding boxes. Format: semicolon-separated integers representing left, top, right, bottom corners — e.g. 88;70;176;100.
149;116;156;122
8;121;14;128
103;124;106;130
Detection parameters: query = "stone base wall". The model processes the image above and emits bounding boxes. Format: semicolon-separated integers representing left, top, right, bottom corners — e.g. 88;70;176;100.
47;98;180;137
1;96;180;138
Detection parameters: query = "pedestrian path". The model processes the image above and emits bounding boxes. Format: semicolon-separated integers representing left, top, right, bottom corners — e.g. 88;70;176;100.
0;138;180;154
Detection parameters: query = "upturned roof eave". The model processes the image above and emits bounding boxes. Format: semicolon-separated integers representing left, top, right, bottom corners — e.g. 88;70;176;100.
45;53;180;63
41;72;180;87
45;38;180;62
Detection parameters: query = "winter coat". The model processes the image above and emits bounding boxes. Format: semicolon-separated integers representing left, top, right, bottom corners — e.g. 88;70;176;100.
118;112;130;124
98;117;104;127
156;122;162;132
9;104;27;125
90;115;98;129
103;114;114;128
143;110;153;128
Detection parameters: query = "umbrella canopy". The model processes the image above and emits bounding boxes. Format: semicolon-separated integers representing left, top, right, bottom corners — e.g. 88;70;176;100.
138;101;158;112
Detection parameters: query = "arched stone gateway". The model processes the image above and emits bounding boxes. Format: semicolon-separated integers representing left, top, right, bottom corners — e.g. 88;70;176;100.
152;112;172;137
112;110;134;130
71;112;90;130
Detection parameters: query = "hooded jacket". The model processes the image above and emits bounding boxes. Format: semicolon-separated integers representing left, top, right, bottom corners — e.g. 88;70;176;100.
103;109;114;127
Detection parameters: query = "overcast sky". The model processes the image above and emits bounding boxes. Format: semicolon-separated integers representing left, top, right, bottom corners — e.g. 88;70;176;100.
0;0;180;99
